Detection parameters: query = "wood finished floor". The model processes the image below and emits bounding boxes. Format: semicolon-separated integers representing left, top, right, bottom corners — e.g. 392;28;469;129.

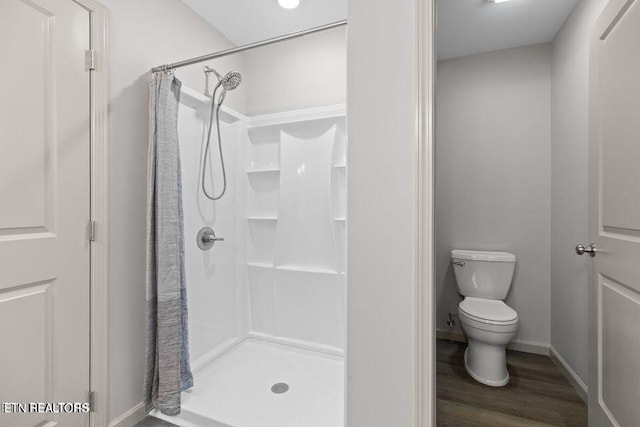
437;339;587;427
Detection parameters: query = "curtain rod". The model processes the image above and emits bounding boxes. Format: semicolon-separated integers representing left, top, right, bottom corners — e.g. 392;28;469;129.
152;19;347;73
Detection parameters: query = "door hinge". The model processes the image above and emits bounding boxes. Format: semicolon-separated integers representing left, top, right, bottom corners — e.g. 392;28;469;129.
85;49;97;71
88;390;96;412
89;220;96;242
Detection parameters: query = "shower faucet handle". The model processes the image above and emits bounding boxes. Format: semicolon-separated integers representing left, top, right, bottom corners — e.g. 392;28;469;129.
203;232;224;243
197;227;223;250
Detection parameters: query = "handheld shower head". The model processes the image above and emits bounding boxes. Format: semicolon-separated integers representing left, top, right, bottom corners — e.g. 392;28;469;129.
204;66;242;91
220;71;242;91
201;66;243;201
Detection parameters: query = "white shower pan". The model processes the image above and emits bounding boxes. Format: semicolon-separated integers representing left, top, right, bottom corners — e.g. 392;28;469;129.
152;339;344;427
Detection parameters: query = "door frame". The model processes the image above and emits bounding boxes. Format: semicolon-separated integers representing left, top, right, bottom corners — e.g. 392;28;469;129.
345;0;435;424
418;0;436;425
72;0;110;425
68;0;438;425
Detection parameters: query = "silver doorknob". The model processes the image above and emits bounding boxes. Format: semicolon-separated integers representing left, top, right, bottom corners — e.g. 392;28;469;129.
575;243;596;257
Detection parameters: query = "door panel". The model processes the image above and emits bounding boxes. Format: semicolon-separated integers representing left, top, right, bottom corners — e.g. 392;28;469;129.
600;0;640;231
0;0;91;426
0;283;52;427
600;277;640;426
0;0;53;232
590;0;640;425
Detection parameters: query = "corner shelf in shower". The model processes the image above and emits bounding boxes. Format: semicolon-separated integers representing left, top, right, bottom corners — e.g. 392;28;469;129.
248;107;346;142
246;262;342;275
247;262;274;269
246;167;280;174
276;265;340;275
247;165;341;173
247;216;278;221
248;216;343;222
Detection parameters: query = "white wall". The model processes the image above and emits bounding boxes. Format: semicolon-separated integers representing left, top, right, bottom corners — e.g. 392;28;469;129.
243;27;346;116
550;0;607;386
347;0;421;425
100;0;245;422
436;44;552;347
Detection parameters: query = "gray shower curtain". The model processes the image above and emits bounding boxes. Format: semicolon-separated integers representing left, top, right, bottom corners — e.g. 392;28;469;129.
144;71;193;416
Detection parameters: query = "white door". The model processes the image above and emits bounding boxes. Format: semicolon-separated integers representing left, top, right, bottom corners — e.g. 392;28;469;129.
0;0;91;426
587;0;640;425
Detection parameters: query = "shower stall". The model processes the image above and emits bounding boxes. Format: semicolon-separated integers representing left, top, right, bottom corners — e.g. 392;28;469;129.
151;24;347;427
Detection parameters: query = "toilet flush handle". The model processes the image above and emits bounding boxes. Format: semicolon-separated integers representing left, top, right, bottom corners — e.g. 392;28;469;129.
452;260;465;267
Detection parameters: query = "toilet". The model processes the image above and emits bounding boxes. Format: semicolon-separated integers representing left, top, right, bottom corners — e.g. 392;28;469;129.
451;249;519;387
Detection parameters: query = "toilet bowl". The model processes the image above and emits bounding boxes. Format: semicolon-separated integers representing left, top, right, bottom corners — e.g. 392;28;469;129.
458;297;518;386
451;249;519;387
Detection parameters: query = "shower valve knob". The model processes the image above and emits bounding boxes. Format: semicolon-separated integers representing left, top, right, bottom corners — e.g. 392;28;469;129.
197;227;223;250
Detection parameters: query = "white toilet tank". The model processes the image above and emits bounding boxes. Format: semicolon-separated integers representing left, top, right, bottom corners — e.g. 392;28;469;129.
451;250;516;300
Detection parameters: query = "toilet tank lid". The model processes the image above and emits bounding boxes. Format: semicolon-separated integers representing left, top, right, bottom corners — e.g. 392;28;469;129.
451;250;515;262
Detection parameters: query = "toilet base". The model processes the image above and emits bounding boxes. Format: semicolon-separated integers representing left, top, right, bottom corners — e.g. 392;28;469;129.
464;341;510;387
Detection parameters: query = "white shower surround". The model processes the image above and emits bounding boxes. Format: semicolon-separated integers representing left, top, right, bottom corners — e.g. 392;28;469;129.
163;86;346;427
246;111;347;355
178;87;250;372
180;85;346;356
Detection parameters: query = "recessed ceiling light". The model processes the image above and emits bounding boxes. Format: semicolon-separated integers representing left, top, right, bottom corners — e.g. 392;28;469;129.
488;0;511;3
278;0;300;9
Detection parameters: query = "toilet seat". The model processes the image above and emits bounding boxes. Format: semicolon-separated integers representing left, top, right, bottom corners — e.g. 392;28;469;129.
459;297;518;325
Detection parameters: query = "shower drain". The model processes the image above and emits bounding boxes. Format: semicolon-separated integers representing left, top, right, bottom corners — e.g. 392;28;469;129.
271;382;289;394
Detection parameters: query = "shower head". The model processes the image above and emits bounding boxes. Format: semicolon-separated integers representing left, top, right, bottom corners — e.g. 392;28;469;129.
204;66;242;91
220;71;242;91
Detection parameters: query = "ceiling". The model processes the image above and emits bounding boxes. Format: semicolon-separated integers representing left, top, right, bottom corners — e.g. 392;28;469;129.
437;0;580;60
182;0;580;61
181;0;347;46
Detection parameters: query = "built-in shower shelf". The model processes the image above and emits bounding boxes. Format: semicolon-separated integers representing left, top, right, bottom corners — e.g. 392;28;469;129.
247;262;341;275
275;265;339;274
247;262;274;269
246;168;280;174
247;165;342;174
248;111;346;144
248;216;341;222
247;216;278;221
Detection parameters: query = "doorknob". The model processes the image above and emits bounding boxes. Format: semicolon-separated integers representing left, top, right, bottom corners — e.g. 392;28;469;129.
575;243;597;257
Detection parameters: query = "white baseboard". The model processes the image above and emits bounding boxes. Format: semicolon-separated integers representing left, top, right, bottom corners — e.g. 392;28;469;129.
108;402;145;427
507;338;550;356
435;328;550;356
549;345;588;402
